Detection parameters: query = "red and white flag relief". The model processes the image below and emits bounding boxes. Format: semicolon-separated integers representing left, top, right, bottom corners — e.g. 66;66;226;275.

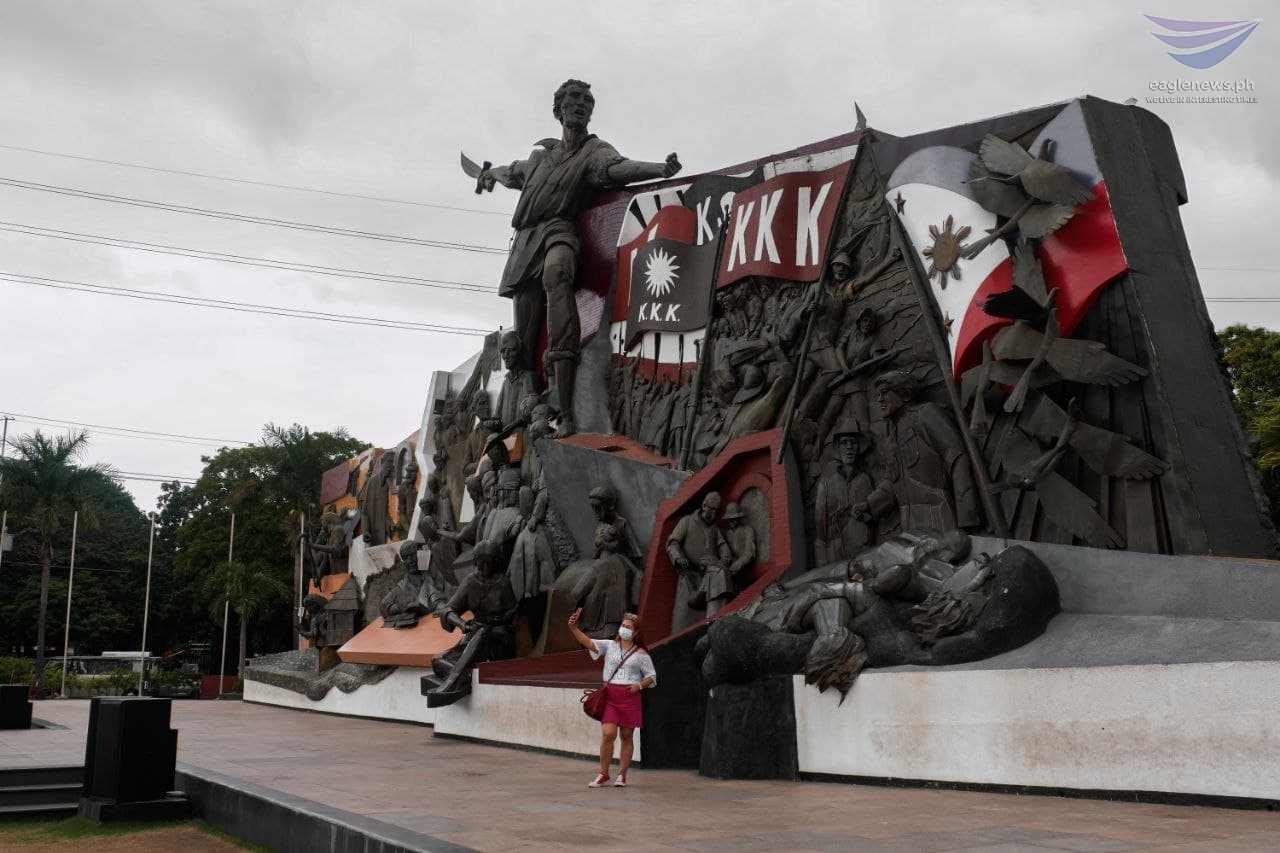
608;152;856;368
718;160;852;289
886;100;1128;376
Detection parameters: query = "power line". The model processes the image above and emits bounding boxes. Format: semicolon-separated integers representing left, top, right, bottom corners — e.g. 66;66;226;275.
116;471;198;484
0;222;496;294
3;416;235;449
0;272;493;336
0;142;512;217
0;176;508;254
0;410;251;446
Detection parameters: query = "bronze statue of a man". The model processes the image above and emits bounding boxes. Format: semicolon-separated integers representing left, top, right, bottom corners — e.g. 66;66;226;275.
859;371;981;531
666;491;733;612
472;79;682;437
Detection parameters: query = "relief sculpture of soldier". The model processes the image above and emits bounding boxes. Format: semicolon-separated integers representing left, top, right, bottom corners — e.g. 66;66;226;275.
813;420;876;565
469;79;681;436
858;370;981;532
666;491;733;616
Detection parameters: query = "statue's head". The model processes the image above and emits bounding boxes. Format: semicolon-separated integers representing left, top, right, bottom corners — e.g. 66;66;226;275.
873;370;914;418
553;79;594;130
321;510;339;528
516;394;540;424
700;491;722;524
465;474;482;504
496;467;522;507
500;331;522;371
588;484;617;520
721;502;744;527
733;363;765;405
398;539;421;567
471;391;492;420
473;540;501;578
856;306;878;334
528;417;552;443
830;251;854;282
418;515;439;544
832;419;867;465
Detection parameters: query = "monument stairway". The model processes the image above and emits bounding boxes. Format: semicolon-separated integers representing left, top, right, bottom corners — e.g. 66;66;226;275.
0;765;82;816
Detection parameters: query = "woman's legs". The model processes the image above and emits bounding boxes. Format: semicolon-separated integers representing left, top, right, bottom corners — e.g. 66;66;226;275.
599;722;618;775
618;727;635;778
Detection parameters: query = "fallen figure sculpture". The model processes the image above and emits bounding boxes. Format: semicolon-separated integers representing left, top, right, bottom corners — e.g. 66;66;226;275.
697;530;1059;699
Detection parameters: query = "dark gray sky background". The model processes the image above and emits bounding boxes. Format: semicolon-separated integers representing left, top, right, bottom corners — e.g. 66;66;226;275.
0;0;1273;510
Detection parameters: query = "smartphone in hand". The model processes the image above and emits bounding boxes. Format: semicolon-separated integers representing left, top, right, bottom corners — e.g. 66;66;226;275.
570;607;583;624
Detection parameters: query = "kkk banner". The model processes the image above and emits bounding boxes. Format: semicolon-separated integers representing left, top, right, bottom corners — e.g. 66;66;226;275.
612;171;761;361
624;238;718;347
683;170;765;246
886;100;1127;375
717;160;852;289
612;204;698;325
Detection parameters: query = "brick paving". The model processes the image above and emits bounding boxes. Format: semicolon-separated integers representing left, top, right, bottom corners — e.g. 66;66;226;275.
4;699;1279;852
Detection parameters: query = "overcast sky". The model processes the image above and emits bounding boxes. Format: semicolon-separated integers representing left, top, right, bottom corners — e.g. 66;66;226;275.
0;0;1273;511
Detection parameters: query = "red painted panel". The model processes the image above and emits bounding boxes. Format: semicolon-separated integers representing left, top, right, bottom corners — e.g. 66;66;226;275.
636;428;800;644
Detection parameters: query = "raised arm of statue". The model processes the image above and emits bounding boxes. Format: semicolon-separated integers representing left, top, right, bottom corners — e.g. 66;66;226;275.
605;152;682;186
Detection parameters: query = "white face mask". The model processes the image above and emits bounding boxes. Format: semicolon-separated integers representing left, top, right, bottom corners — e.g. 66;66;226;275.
618;627;634;641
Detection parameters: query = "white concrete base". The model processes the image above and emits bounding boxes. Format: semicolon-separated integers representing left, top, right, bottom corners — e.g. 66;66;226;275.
794;660;1280;800
244;668;438;725
243;670;614;759
433;673;631;760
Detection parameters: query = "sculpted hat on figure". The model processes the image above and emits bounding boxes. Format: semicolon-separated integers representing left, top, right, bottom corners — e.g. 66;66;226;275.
466;79;682;436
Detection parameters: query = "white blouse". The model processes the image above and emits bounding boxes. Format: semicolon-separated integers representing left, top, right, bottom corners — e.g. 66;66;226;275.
590;639;657;687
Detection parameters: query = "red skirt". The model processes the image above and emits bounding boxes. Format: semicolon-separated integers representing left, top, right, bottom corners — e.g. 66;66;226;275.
602;683;643;729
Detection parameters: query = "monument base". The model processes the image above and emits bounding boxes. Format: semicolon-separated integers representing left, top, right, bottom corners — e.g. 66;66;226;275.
794;660;1280;803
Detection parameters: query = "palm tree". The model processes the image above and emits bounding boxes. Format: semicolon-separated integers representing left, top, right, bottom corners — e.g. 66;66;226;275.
1249;398;1280;474
200;559;289;677
0;430;112;697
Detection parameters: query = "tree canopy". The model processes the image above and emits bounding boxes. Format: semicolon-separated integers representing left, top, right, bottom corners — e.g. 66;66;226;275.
1218;325;1280;528
159;424;366;665
0;430;116;694
1;423;365;680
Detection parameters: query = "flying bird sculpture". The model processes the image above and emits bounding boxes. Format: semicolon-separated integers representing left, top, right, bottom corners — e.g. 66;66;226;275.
963;135;1093;258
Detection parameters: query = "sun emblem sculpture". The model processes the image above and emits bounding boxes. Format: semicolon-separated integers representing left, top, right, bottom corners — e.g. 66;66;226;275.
644;247;680;297
921;215;971;290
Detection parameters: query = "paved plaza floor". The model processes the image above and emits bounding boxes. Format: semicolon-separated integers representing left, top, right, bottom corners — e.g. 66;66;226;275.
3;699;1278;852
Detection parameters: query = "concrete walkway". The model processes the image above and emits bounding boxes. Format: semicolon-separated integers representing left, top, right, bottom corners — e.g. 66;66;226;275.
4;699;1279;852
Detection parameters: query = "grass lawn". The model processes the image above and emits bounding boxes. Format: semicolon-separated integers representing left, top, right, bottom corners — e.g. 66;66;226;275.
0;815;264;851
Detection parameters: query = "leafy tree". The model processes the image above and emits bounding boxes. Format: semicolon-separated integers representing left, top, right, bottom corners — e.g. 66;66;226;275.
1218;324;1280;417
159;424;365;671
0;431;113;696
1218;325;1280;529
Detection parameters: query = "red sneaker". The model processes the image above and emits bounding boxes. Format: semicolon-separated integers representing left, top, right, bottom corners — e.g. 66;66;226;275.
613;774;627;787
587;773;610;788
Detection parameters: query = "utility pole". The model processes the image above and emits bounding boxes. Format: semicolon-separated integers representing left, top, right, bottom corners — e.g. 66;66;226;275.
0;415;11;572
59;510;79;698
138;513;156;695
218;512;235;697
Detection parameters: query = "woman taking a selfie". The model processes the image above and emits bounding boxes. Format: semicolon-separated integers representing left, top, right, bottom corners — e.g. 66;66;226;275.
568;609;656;788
